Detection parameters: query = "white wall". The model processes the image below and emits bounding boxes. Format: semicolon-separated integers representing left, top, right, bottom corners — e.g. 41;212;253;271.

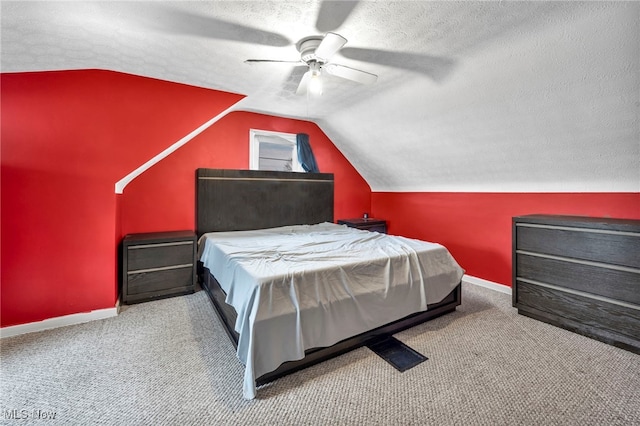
323;2;639;192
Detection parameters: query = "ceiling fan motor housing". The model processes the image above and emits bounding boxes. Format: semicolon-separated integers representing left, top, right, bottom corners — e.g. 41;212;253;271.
296;36;324;64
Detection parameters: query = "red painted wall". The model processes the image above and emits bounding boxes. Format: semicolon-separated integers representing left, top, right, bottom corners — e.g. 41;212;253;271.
372;192;640;287
4;68;635;330
1;69;244;327
1;69;370;328
118;111;372;236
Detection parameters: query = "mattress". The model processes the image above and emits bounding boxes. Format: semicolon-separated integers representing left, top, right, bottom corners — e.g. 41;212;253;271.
198;222;464;399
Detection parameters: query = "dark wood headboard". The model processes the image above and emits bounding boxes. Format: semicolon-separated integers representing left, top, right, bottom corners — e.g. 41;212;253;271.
196;168;334;238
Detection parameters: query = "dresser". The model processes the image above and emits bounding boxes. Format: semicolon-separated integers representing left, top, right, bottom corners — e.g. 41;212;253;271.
337;218;387;233
121;231;196;304
512;215;640;354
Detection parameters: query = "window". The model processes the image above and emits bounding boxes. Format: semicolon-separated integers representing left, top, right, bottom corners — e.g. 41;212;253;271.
249;129;302;172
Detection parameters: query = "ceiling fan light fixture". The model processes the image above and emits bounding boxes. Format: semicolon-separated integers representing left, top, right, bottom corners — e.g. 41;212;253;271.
307;60;323;96
309;70;322;96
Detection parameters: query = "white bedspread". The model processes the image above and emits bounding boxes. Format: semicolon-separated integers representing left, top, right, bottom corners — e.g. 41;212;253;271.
198;222;464;399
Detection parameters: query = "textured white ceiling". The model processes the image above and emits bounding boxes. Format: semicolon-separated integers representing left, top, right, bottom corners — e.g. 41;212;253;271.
2;1;638;192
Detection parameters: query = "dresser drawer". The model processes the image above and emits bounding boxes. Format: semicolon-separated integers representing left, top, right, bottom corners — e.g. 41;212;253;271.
516;224;640;269
127;241;194;271
516;253;640;305
516;280;640;349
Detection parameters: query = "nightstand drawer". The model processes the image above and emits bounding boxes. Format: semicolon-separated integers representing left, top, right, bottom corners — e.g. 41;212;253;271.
359;223;387;233
338;218;387;234
127;266;193;295
127;241;194;271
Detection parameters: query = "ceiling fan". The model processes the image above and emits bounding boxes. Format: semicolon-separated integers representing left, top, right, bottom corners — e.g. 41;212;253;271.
245;32;377;96
120;0;455;93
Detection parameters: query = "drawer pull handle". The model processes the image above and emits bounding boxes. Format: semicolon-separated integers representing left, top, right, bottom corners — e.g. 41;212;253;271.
128;263;193;274
129;241;194;249
516;250;640;274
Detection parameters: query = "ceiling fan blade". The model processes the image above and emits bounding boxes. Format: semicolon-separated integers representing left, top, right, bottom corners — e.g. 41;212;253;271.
340;47;457;82
126;4;291;47
314;32;347;62
281;66;311;94
324;63;377;85
315;1;359;32
245;59;303;64
296;71;312;95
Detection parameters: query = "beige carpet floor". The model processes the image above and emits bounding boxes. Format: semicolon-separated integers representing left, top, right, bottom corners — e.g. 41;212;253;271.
2;282;639;425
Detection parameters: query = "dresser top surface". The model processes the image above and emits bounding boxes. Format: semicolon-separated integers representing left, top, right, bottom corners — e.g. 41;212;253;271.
514;215;640;232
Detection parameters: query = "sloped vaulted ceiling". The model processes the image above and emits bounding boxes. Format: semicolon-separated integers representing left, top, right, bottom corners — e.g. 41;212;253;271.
2;1;638;192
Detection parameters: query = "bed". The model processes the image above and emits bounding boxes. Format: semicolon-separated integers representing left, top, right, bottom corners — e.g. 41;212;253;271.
196;168;464;399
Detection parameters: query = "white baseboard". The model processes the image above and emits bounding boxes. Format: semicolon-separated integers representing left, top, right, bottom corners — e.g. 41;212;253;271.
463;274;512;295
0;300;120;339
1;278;509;338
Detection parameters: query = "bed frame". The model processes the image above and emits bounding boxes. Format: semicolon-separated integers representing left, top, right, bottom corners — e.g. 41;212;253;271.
195;168;462;386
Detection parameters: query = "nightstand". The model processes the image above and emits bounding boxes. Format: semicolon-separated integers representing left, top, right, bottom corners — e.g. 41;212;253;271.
121;230;196;304
337;218;387;233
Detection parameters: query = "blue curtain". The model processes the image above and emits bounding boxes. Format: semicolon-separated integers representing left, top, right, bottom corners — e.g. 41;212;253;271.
296;133;319;173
